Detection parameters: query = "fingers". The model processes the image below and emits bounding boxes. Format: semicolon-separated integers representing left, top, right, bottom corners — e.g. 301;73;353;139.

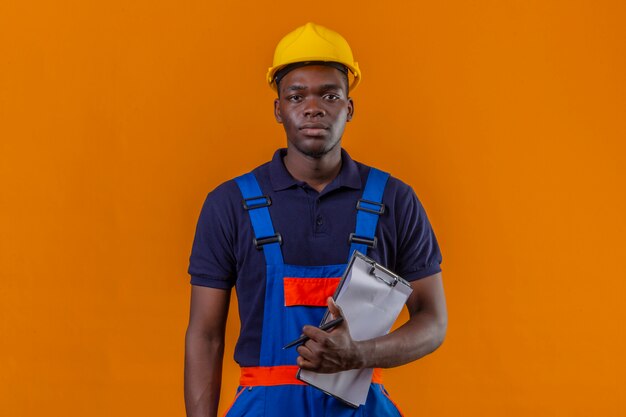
296;343;312;360
327;296;341;319
297;340;321;370
296;300;349;372
301;325;329;341
296;355;315;369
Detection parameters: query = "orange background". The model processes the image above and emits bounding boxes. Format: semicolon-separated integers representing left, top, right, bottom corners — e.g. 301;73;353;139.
1;1;625;416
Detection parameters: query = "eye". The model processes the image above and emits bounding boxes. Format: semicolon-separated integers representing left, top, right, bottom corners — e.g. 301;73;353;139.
324;94;340;101
287;95;302;103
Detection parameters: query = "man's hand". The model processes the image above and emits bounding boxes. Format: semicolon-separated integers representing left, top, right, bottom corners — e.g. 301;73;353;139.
296;272;447;372
296;297;365;373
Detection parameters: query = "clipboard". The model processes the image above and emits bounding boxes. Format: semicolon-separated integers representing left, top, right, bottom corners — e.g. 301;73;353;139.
296;251;413;407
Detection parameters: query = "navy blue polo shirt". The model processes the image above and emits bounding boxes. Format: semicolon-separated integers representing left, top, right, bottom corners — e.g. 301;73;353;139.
188;148;442;366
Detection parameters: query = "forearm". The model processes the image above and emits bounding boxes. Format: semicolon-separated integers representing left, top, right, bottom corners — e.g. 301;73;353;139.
184;329;225;417
356;310;447;369
297;274;447;373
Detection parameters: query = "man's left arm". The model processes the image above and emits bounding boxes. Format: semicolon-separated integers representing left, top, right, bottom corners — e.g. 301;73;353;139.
296;272;447;372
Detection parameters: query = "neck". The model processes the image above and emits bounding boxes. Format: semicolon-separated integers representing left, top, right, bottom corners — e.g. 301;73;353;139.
283;146;342;193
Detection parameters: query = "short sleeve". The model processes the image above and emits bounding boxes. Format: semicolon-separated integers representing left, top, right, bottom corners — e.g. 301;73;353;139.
188;181;238;289
394;185;442;281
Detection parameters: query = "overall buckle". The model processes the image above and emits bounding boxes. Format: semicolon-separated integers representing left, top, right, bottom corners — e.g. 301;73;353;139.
254;233;283;250
356;199;385;215
242;195;272;210
348;233;378;248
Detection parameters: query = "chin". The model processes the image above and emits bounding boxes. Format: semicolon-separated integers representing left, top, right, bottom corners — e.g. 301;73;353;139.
301;144;337;159
303;150;328;159
293;139;340;159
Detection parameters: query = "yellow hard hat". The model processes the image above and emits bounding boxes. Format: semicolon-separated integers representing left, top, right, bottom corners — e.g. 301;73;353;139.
267;22;361;92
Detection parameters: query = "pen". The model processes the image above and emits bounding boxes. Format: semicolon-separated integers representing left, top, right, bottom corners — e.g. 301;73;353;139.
282;317;344;349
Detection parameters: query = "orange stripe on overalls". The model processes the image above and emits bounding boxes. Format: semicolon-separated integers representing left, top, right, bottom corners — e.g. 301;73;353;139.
239;366;384;386
283;277;341;306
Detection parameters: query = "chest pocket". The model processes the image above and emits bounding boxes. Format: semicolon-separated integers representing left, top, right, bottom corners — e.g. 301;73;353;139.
283;277;341;307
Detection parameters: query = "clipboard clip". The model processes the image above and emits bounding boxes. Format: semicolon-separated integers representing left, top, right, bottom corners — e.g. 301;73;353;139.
369;266;398;287
362;257;399;287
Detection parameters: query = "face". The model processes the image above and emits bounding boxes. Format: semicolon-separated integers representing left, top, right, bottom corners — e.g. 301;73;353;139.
274;65;354;159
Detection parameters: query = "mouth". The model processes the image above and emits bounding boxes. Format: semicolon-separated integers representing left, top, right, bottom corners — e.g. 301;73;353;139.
299;124;328;136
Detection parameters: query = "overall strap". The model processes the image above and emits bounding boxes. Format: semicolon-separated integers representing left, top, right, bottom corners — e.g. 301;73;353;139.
349;167;390;259
235;173;284;266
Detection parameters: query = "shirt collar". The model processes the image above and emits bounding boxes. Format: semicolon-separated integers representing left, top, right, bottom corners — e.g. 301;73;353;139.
269;148;362;192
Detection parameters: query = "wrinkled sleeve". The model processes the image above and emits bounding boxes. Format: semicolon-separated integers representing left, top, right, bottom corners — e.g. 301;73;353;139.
395;185;442;281
188;182;238;289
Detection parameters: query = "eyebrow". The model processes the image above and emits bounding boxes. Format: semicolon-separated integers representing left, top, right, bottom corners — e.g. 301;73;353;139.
286;85;307;92
319;83;342;91
285;84;343;92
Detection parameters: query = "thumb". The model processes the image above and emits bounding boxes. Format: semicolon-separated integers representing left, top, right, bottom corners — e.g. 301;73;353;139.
327;297;344;320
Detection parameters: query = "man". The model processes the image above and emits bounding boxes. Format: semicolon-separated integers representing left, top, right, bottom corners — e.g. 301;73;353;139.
185;22;447;417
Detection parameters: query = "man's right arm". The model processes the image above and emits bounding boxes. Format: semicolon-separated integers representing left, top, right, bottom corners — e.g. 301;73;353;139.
185;285;231;417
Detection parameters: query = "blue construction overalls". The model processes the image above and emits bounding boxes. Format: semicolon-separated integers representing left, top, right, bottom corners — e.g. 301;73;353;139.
225;168;404;417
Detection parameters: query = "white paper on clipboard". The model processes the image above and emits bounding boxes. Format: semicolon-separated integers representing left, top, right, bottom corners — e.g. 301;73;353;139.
297;251;413;407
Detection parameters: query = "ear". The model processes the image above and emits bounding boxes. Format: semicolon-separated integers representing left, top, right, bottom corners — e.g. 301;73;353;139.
274;98;283;123
346;97;354;122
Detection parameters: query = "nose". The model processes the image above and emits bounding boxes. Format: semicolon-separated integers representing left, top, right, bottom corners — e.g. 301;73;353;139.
303;97;325;118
